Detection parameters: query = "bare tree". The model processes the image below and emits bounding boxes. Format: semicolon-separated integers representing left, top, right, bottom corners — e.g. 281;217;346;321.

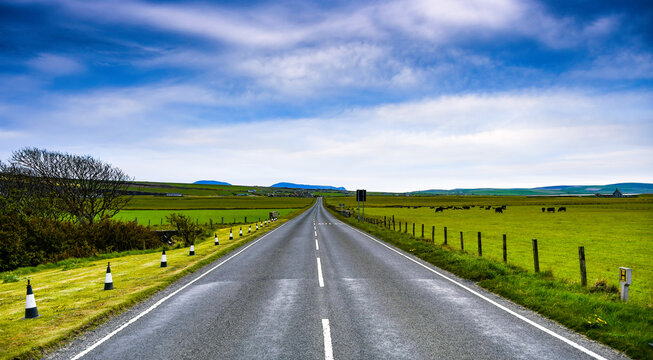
8;148;133;224
0;160;63;218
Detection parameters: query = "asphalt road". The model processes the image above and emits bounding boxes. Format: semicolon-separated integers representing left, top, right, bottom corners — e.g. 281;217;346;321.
47;199;628;359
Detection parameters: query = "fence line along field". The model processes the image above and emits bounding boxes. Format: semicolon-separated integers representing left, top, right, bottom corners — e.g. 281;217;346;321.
325;195;653;306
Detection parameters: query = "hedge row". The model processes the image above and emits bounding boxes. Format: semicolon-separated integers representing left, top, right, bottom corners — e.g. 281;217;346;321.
0;215;159;272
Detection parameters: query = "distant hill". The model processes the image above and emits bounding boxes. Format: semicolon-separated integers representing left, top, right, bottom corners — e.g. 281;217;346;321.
193;180;232;186
411;183;653;196
271;182;346;191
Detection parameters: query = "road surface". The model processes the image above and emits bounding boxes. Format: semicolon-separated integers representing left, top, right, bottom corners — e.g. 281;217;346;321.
47;199;627;359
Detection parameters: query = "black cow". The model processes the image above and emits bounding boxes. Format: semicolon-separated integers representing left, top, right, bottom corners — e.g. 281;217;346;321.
435;207;444;213
558;207;566;212
547;207;555;213
462;205;470;210
495;208;503;213
541;208;545;212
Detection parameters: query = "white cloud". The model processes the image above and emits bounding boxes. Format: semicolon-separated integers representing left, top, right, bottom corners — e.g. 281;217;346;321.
26;53;84;76
49;0;616;50
39;88;646;192
570;50;653;80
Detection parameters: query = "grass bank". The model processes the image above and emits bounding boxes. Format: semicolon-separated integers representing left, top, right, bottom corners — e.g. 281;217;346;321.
325;205;653;360
0;204;312;360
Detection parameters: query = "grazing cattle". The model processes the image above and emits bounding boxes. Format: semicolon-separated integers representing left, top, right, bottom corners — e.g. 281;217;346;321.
435;207;444;213
462;205;470;210
547;207;555;213
501;205;507;210
558;207;566;212
541;208;545;213
495;208;503;213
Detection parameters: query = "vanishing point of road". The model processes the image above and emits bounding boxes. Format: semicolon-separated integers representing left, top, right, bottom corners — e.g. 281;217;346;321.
47;199;628;359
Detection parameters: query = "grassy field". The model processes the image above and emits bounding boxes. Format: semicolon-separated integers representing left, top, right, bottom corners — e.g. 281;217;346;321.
0;205;309;360
123;195;313;210
327;195;653;307
115;209;298;226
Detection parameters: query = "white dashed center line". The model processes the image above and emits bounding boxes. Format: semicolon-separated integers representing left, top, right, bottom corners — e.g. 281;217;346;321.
316;257;324;287
322;318;334;360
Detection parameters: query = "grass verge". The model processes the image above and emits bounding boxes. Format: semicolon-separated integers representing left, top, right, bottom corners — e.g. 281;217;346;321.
325;206;653;360
0;204;312;360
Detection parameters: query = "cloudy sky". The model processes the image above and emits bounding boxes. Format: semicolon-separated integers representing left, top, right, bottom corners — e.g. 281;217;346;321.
1;0;652;191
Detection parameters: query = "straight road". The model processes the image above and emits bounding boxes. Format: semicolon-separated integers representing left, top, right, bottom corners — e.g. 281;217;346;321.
48;199;627;359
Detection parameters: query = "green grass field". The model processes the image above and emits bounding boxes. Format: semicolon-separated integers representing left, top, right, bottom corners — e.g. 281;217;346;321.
115;208;298;226
123;195;313;210
327;195;653;306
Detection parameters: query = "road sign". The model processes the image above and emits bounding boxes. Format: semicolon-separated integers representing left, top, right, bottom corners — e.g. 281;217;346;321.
619;267;632;302
356;189;367;202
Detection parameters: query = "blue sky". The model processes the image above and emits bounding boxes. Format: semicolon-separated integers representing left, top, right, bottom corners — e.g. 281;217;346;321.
0;0;652;191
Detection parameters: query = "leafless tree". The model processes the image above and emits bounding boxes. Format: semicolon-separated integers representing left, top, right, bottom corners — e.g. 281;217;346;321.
6;148;133;224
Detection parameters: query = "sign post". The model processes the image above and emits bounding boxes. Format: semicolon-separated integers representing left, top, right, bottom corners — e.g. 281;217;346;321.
619;267;632;302
356;189;367;222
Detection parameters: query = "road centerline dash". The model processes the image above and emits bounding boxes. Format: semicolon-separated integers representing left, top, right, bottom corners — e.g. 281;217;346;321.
322;318;334;360
317;257;324;287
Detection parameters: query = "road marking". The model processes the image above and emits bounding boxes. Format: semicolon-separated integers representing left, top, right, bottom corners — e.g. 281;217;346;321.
317;257;324;287
322;318;334;360
315;230;318;237
341;223;609;360
71;218;294;360
316;239;320;250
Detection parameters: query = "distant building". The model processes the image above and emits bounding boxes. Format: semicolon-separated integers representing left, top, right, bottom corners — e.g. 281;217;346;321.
166;193;182;197
612;188;623;197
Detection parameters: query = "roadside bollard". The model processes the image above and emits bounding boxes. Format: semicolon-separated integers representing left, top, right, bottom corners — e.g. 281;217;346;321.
104;262;113;290
229;229;233;240
214;234;219;245
189;243;195;256
25;280;39;319
619;267;632;302
161;249;167;267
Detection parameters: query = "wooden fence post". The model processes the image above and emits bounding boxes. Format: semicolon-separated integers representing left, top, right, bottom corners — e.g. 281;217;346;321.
431;226;435;243
245;216;247;223
532;239;540;273
460;231;464;250
160;218;163;225
579;246;587;286
444;227;447;245
421;224;424;239
221;217;224;224
384;216;387;228
477;232;482;257
502;234;507;263
392;215;395;230
412;223;415;237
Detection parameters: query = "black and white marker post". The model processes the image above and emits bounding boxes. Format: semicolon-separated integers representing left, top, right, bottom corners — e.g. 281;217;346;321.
104;262;113;290
160;250;167;267
214;233;219;245
356;189;367;222
248;225;251;233
239;227;243;237
256;224;259;231
25;280;39;319
229;229;233;240
189;243;195;256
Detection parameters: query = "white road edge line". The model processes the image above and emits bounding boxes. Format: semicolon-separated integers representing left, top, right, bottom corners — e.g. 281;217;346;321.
317;257;325;287
341;220;608;360
71;217;295;360
322;318;334;360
